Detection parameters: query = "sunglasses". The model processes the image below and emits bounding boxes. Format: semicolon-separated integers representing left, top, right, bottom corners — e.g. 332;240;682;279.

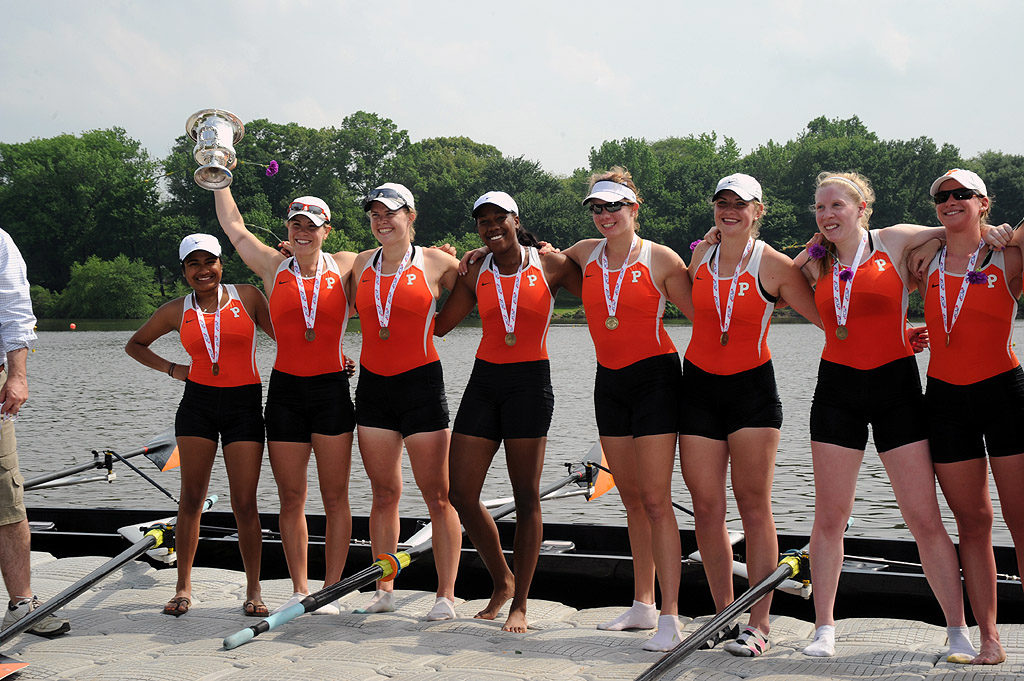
589;201;629;215
288;202;329;218
933;188;980;204
364;187;408;207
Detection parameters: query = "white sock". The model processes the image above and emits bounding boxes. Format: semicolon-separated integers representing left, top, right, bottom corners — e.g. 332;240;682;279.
354;589;395;614
424;596;456;621
803;625;836;657
945;625;977;662
642;614;682;652
597;600;658;631
312;599;340;616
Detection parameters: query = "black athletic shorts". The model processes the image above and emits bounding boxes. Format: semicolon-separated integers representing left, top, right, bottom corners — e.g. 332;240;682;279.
926;366;1024;464
175;380;265;446
453;359;554;440
809;355;926;453
594;353;683;438
356;361;450;437
264;370;355;442
679;359;782;440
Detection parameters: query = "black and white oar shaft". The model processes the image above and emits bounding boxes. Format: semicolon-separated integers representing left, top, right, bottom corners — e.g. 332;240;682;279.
224;465;591;650
635;547;809;681
0;526;169;645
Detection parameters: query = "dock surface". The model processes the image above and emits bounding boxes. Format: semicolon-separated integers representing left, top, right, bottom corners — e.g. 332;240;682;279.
2;552;1021;680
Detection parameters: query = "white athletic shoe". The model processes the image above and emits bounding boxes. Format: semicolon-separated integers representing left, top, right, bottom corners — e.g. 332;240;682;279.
3;596;70;638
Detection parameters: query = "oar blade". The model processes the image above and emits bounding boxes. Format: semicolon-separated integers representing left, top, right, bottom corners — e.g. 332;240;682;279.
0;655;28;679
142;428;179;471
587;447;615;500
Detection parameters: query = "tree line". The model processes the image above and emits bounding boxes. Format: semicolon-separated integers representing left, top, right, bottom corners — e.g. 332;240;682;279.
1;114;1021;318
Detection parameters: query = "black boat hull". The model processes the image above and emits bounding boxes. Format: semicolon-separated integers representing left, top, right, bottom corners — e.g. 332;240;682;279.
26;506;1022;624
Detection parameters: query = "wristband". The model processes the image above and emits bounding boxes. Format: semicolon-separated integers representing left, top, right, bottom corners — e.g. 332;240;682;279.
167;363;176;377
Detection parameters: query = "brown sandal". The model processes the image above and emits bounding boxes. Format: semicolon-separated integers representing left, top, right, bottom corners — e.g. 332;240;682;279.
243;599;269;617
163;596;191;617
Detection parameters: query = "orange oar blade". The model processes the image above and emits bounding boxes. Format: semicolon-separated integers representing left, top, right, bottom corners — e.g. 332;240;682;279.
158;445;180;472
588;448;616;500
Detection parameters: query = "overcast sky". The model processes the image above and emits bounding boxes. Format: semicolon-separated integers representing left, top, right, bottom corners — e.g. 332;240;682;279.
2;1;1020;177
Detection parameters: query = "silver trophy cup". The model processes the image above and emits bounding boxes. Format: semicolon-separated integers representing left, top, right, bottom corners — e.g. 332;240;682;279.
185;109;245;190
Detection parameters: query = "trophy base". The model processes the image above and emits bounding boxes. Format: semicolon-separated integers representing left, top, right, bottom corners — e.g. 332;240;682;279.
194;165;234;191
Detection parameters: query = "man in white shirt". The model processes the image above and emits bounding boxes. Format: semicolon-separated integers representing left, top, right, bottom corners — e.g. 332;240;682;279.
0;228;69;637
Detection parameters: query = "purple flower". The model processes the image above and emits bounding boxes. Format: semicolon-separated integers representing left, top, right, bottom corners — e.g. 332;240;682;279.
265;160;279;177
808;243;827;260
689;240;702;251
967;270;987;285
838;268;854;282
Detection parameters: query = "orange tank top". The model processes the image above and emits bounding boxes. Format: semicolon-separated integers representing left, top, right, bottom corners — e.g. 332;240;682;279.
814;233;912;370
356;246;439;376
582;239;676;370
685;240;774;375
924;249;1019;384
180;284;260;387
269;254;348;376
475;247;553;364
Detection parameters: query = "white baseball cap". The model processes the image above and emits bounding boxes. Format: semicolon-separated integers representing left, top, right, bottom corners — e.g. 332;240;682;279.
473;191;519;217
287;196;331;226
929;168;987;197
582;180;638;205
714;173;763;202
179;233;222;262
363;183;416;211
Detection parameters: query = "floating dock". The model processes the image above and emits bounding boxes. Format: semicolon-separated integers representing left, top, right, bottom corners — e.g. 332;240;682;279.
1;552;1021;680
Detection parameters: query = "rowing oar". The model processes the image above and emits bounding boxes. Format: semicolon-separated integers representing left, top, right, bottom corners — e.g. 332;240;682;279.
23;428;178;491
634;544;810;681
0;495;215;646
223;460;599;649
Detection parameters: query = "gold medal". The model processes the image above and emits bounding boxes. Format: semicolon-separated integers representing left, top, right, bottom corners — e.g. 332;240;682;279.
836;325;848;340
379;327;390;340
720;332;729;346
505;332;517;347
305;328;316;342
946;334;950;347
211;362;220;376
605;316;619;330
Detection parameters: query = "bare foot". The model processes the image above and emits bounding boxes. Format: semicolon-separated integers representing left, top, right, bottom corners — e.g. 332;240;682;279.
971;639;1006;665
502;608;528;633
474;580;514;620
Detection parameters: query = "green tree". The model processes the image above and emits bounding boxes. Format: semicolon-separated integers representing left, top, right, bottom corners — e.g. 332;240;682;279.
972;151;1024;227
0;129;161;291
55;255;160;318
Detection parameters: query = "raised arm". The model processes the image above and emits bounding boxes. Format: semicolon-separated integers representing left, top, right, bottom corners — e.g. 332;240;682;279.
761;247;822;328
542;252;583;298
213;187;284;281
125;299;188;381
654;244;694;320
434;263;478;336
238;284;275;340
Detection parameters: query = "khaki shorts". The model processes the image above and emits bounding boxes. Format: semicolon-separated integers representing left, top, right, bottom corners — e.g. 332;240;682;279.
0;369;26;526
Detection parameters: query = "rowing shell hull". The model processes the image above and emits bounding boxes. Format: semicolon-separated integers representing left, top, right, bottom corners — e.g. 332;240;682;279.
26;506;1023;624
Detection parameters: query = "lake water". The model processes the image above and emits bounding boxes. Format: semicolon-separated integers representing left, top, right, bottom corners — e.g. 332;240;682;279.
17;322;1017;544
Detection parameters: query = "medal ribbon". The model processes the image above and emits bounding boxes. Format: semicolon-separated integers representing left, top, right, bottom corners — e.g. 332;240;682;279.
711;238;754;336
193;285;221;368
374;245;413;331
491;246;525;335
291;254;323;335
831;231;869;329
938;239;984;338
601;235;639;318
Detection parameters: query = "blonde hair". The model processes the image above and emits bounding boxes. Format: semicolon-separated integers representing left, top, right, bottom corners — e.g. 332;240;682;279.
813;171;875;276
587;166;644;205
